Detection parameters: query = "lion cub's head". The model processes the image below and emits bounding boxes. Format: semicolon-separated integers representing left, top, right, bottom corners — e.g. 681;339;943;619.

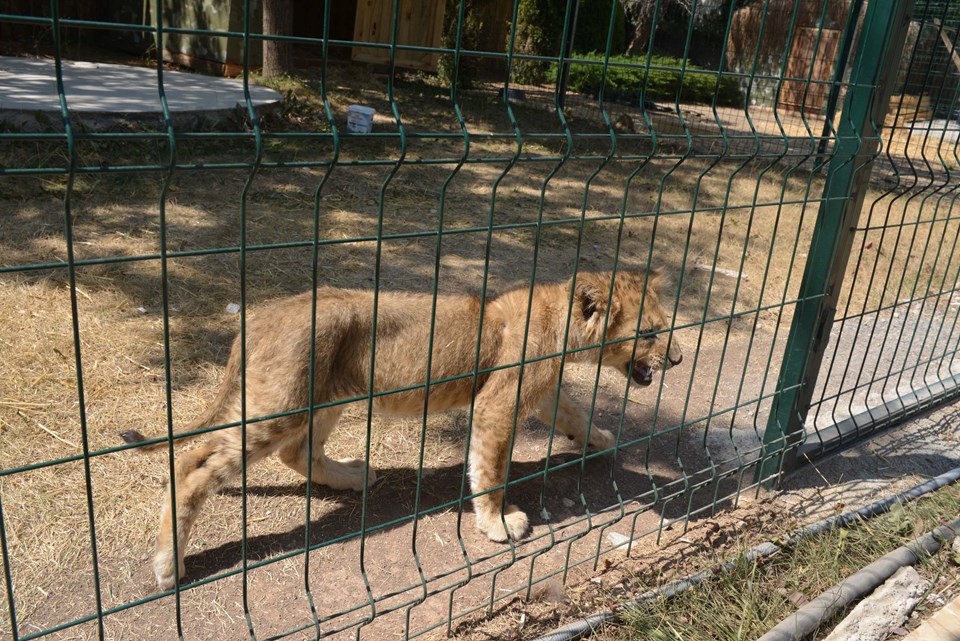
571;269;682;386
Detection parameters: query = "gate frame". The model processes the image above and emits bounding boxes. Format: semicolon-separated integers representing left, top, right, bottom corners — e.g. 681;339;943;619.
759;0;916;485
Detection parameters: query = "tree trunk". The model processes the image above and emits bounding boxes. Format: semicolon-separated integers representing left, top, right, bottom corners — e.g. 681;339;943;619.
262;0;293;76
625;1;656;56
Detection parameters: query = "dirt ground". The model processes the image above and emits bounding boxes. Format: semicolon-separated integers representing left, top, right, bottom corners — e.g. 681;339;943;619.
1;56;958;641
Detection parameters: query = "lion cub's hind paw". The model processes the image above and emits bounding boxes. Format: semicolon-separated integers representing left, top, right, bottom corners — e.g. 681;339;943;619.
326;457;377;492
586;428;616;452
477;505;529;543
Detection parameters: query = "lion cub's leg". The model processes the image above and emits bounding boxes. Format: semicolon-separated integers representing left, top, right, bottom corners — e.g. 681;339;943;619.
153;428;275;590
468;394;530;543
534;387;615;451
277;407;376;490
153;440;215;590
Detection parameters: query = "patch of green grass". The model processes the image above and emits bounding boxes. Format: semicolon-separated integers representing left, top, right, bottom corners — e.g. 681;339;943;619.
607;484;960;641
555;53;743;107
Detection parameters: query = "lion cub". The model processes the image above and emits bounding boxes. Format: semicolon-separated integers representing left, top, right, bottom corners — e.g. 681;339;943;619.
124;270;681;590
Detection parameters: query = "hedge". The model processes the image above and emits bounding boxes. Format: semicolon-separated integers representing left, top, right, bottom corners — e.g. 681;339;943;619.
557;53;743;107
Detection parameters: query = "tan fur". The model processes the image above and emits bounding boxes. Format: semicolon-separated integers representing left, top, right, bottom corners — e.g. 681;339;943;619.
126;270;682;590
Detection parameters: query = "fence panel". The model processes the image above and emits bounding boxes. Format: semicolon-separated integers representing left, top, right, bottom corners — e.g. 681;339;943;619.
804;0;960;459
0;0;949;640
760;0;914;480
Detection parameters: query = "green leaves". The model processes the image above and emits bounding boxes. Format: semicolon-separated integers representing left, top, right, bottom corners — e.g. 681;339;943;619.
557;53;743;106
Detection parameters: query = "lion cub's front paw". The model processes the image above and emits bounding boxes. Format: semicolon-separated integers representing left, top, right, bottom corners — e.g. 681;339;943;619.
476;505;529;543
153;550;185;591
586;427;616;451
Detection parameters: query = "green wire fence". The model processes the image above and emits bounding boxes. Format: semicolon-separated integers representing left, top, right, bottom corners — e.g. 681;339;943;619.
2;0;959;638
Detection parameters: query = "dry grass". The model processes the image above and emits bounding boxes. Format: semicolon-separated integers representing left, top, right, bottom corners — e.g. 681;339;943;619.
0;55;956;639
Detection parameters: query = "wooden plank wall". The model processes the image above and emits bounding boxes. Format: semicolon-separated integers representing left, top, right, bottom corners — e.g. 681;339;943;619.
352;0;446;71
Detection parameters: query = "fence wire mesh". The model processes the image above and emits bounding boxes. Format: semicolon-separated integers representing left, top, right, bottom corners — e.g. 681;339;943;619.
806;0;960;456
0;0;953;639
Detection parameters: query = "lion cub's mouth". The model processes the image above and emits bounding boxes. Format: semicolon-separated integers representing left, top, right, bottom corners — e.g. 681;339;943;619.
630;363;654;387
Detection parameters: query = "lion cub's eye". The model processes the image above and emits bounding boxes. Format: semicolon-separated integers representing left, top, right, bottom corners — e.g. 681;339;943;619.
639;329;658;341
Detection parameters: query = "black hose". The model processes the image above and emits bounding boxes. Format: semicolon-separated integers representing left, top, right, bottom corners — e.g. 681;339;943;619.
531;465;960;641
757;518;960;641
782;466;960;544
532;543;780;641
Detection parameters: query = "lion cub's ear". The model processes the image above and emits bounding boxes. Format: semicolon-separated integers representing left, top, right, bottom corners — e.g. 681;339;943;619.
574;272;620;329
646;267;665;295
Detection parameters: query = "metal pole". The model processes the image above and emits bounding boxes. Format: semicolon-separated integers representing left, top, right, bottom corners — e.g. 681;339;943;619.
557;0;580;111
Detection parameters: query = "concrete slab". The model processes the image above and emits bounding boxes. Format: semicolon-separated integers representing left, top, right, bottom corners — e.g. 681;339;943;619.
0;56;282;130
823;566;929;641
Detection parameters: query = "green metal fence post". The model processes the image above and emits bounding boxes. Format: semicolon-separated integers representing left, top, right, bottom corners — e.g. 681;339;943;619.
757;0;915;486
816;0;865;164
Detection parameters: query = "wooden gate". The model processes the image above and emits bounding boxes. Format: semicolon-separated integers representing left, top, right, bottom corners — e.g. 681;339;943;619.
352;0;446;71
781;27;842;114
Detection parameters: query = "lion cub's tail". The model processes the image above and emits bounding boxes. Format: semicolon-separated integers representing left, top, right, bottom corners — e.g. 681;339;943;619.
119;382;234;453
120;428;209;453
121;345;243;453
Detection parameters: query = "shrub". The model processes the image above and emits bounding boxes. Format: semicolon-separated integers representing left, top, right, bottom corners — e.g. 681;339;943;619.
573;0;627;55
557;53;743;106
511;0;564;85
438;0;485;89
511;0;627;85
